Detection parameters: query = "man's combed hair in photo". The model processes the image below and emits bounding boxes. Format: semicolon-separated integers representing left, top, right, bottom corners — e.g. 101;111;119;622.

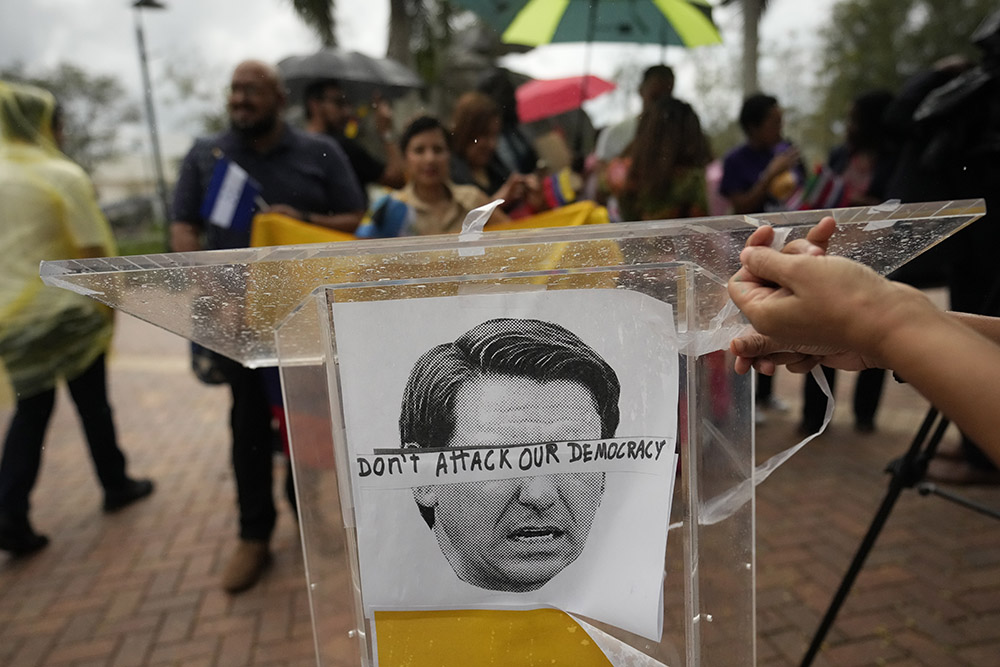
400;318;620;448
399;318;620;528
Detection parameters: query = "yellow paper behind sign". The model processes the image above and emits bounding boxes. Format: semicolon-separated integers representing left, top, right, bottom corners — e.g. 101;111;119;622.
373;608;613;666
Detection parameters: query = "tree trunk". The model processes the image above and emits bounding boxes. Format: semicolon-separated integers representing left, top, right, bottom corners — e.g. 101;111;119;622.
289;0;337;47
741;0;762;96
386;0;413;67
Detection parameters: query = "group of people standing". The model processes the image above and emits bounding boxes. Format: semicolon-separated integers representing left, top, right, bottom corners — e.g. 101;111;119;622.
4;27;999;590
589;55;999;487
168;59;593;592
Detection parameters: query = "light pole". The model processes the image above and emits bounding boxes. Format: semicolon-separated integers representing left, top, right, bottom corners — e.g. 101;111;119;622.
132;0;170;226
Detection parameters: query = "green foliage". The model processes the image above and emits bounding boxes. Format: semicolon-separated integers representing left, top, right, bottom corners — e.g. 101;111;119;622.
719;0;771;12
813;0;997;153
158;59;227;135
0;62;140;173
720;0;772;94
118;234;168;256
411;1;456;88
288;0;336;47
688;44;743;155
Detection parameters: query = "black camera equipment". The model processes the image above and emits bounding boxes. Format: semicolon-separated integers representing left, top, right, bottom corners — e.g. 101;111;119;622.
799;406;1000;667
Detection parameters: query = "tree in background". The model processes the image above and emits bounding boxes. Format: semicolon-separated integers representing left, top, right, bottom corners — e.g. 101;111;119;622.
689;43;742;151
411;1;456;97
0;63;140;175
296;0;453;112
691;22;817;164
721;0;770;96
810;0;996;151
387;0;457;113
387;0;419;67
288;0;336;47
158;58;228;136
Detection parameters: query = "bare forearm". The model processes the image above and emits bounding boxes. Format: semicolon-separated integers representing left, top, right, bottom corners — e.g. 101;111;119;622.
729;245;1000;465
378;144;406;189
949;311;1000;347
881;309;1000;465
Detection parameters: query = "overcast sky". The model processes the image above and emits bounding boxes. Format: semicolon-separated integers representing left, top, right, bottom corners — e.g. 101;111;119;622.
0;0;836;168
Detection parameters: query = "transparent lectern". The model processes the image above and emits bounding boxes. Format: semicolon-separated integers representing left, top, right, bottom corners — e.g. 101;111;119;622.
41;200;984;667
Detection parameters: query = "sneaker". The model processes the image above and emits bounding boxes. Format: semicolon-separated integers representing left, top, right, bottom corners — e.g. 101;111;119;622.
0;514;49;557
103;478;155;513
221;539;271;593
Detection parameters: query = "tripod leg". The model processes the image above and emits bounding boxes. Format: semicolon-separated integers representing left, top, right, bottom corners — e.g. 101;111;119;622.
799;409;942;667
917;483;1000;520
798;472;908;665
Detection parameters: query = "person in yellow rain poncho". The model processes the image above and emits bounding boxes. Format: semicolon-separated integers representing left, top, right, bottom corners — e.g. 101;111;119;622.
0;81;153;556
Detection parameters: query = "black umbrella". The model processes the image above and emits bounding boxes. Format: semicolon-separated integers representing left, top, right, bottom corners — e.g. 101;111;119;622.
277;49;424;104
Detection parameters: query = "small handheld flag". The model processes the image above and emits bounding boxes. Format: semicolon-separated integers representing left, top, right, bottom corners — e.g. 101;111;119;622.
787;165;852;211
200;157;262;232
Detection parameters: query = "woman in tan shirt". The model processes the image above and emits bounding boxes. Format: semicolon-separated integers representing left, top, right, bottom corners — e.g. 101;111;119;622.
358;115;507;238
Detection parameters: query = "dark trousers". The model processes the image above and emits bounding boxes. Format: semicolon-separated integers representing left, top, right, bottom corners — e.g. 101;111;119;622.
757;373;773;403
0;355;127;519
226;365;277;541
802;366;886;429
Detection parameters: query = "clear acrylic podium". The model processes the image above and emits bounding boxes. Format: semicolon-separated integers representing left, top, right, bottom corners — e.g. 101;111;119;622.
40;200;984;666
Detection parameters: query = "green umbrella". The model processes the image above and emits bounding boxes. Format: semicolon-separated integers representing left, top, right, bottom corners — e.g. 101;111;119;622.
452;0;722;48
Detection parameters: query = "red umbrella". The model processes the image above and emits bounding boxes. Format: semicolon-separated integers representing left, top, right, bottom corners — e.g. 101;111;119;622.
516;75;616;123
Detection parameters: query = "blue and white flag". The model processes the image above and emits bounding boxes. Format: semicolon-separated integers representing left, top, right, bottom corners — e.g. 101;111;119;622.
200;157;261;232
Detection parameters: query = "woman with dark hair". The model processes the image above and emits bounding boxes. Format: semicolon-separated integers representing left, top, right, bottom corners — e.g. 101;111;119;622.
475;69;540;176
357;115;508;238
829;90;896;206
618;97;713;221
449;92;545;216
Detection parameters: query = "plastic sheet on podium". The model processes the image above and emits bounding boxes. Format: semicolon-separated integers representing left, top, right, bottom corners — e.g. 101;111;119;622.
40;200;985;666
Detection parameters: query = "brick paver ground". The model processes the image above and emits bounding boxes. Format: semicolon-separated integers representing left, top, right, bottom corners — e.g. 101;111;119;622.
1;297;997;666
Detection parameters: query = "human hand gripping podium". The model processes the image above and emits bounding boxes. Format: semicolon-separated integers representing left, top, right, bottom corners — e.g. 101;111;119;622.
40;200;984;666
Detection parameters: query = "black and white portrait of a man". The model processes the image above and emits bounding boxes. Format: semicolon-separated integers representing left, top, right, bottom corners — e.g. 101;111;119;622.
399;318;618;592
333;289;679;641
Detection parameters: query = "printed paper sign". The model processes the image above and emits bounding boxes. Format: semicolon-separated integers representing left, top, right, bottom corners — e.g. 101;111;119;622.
356;438;675;488
331;289;679;642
